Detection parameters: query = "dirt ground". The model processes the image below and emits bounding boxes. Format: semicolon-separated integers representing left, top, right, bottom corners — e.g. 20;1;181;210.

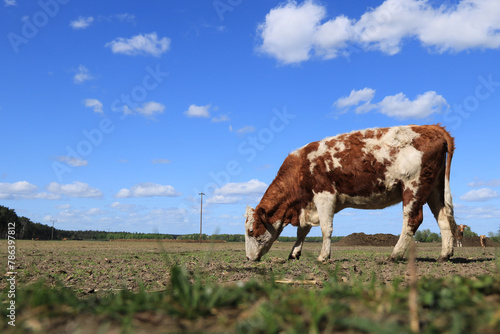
1;235;498;294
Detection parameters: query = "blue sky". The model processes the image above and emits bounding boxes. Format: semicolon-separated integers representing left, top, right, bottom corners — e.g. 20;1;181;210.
1;0;500;237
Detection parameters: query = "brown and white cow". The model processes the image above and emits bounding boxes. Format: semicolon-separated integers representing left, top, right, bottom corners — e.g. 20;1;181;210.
245;125;457;262
456;224;468;247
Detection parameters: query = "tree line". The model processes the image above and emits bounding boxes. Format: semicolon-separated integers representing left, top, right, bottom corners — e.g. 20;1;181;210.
2;205;498;242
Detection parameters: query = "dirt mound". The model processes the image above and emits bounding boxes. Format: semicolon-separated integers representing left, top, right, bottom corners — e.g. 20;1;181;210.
337;233;399;247
462;236;499;247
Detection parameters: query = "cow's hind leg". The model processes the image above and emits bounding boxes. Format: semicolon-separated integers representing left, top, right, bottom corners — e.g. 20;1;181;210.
288;225;312;260
390;185;425;262
427;188;456;261
313;191;336;262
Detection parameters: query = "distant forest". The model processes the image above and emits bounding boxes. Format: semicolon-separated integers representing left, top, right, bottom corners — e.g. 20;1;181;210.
2;205;497;243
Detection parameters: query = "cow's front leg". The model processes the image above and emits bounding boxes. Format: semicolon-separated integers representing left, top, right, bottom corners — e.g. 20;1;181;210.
313;191;336;262
288;225;312;260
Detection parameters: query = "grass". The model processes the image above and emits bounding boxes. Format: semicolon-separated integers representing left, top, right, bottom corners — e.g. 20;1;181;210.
1;240;499;332
1;265;500;333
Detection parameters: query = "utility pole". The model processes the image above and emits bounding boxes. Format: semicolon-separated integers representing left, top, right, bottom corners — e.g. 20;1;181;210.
199;193;205;243
50;219;57;240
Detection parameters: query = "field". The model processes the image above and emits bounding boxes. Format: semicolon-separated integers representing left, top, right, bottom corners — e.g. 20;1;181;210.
1;239;500;333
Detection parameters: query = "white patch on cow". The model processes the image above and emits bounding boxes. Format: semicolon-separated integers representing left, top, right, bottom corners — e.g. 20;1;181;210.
307;140;328;173
244;206;255;231
299;136;345;173
299;202;320;227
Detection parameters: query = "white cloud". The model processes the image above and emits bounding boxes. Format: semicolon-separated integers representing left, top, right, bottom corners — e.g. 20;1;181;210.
334;88;375;110
122;101;165;118
105;32;170;57
115;183;181;198
257;0;500;64
55;156;88;167
211;114;230;123
207;195;242;204
208;179;268;204
0;181;58;200
135;101;165;117
110;201;136;212
47;181;103;198
84;98;103;114
215;179;268;196
236;126;256;135
257;1;329;64
333;88;448;119
73;65;93;84
1;181;36;199
152;159;171;164
87;208;105;216
455;204;500;220
468;179;500;188
4;0;16;6
377;91;448;119
460;188;500;202
184;104;211;118
70;16;94;30
112;13;136;23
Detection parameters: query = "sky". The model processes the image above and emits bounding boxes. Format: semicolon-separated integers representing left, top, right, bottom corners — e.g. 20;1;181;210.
1;0;500;238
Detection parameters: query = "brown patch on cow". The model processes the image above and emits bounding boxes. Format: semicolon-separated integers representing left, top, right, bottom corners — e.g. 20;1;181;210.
325;138;337;148
325;130;390;197
389;147;399;157
410;125;449;195
375;127;389;139
402;186;424;234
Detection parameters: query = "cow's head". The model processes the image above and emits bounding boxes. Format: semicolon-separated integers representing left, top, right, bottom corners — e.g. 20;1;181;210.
245;206;276;261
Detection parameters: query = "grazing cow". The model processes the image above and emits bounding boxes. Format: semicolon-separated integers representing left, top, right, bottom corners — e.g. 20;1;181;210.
457;224;468;247
62;238;68;241
480;235;486;248
245;125;457;262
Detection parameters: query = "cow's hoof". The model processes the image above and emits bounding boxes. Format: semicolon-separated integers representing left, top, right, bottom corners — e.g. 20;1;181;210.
387;256;405;263
437;256;450;263
288;253;300;260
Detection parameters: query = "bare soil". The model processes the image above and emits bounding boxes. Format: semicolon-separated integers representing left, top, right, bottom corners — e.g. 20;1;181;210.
1;235;498;294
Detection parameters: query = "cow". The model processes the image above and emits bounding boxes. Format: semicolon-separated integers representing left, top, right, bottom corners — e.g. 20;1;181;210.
457;224;468;247
480;235;486;248
245;124;457;262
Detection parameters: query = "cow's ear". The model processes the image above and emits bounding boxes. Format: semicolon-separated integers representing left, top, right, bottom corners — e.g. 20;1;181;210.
256;207;275;232
256;207;267;223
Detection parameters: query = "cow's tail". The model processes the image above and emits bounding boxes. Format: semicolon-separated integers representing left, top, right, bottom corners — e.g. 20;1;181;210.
439;125;456;233
441;126;455;214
